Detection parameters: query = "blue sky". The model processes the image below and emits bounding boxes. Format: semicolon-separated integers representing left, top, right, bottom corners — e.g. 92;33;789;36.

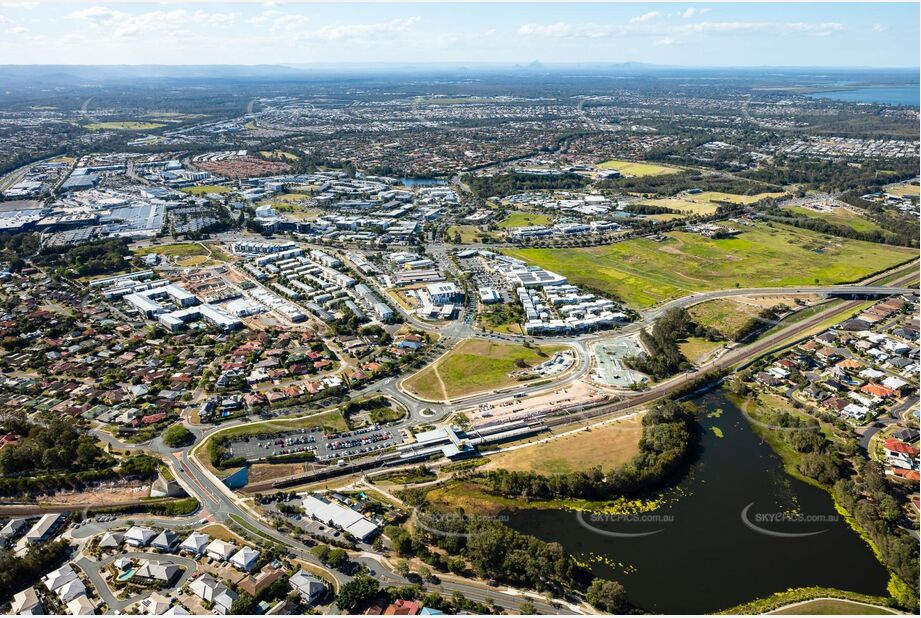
0;2;917;67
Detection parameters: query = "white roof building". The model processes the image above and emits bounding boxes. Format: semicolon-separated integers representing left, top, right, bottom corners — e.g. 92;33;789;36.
135;559;180;582
882;376;909;390
179;532;210;555
138;593;171;615
205;539;236;562
289;569;326;604
11;588;43;615
43;565;78;592
66;595;96;615
97;531;123;549
230;546;260;572
56;579;88;604
124;526;157;547
190;575;237;614
302;494;379;542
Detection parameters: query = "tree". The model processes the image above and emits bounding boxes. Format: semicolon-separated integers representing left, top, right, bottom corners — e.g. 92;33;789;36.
336;574;379;611
326;547;349;569
230;592;256;615
162;424;195;448
310;544;331;563
585;578;628;613
396;559;410;577
519;600;537;615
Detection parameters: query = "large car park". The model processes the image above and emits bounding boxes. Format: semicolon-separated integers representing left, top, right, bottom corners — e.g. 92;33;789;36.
225;425;403;463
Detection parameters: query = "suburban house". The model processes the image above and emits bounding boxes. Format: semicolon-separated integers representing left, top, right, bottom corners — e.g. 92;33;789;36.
289;569;326;605
238;565;284;597
190;575;238;614
179;532;210;556
124;526;157;547
10;588;43;615
97;531;124;550
55;578;88;604
884;439;920;470
134;559;181;583
66;595;96;615
25;513;63;544
151;530;180;552
230;546;260;572
384;599;421;615
205;539;236;562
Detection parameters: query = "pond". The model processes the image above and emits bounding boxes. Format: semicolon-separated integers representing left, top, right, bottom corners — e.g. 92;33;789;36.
398;177;448;187
503;389;890;613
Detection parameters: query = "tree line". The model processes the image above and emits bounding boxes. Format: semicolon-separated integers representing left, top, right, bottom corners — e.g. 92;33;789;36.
625;308;720;379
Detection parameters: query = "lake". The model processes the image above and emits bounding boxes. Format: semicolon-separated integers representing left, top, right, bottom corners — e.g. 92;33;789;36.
398;177;447;187
808;86;920;108
503;390;890;614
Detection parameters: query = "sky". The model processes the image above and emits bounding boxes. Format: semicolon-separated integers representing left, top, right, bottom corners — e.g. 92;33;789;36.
0;2;917;67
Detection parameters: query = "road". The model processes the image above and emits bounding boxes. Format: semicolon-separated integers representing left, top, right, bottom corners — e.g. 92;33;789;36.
74;551;198;612
60;260;915;615
859;395;919;452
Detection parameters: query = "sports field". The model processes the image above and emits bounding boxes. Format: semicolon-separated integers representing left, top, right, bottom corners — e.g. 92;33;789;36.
496;211;553;228
597;159;681;177
402;339;566;401
483;417;642;474
787;206;884;234
83;121;165;131
506;222;915;308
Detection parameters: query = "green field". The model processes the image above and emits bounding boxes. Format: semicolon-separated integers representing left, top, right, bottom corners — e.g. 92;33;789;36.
598;159;681;177
772;599;895;615
83;121;165;131
505;222;915;308
402;339;566;401
787;206;884;234
135;242;206;258
484;417;642;474
637;198;720;216
638;192;785;217
447;225;499;244
691;191;785;204
496;211;554;228
180;185;233;195
678;337;724;362
885;182;920;197
134;242;229;267
689;298;765;339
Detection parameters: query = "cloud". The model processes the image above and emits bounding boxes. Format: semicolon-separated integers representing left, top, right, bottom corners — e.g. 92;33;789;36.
517;22;610;38
308;16;421;41
518;19;846;41
681;7;712;19
629;11;661;24
5;25;25;34
69;6;239;39
0;1;37;7
871;23;887;33
248;9;309;32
